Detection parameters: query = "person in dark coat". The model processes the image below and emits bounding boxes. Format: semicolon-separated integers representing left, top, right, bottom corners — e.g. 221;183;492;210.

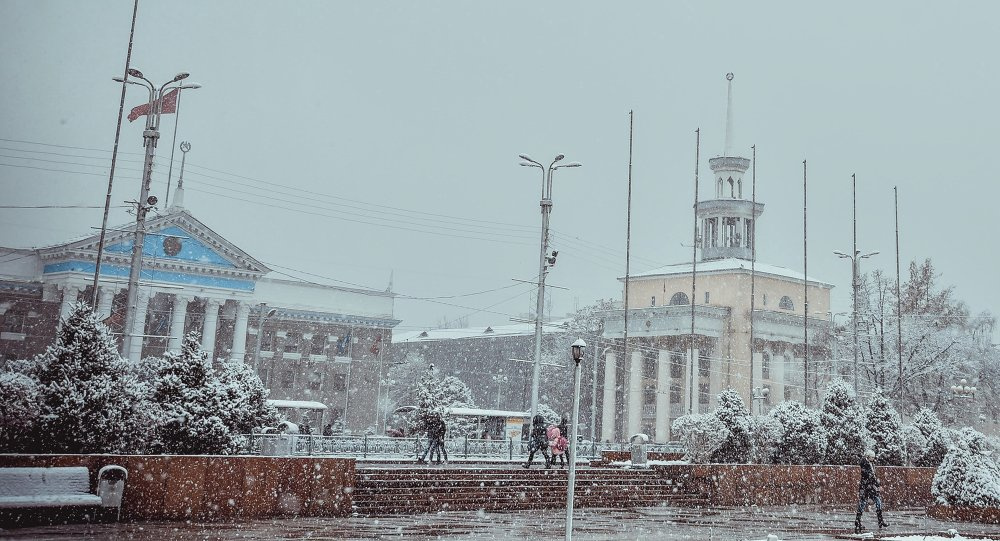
855;449;888;533
429;415;448;464
417;413;441;464
523;414;551;469
557;417;571;463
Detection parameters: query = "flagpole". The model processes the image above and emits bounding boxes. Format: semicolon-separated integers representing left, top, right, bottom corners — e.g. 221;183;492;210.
163;88;184;208
91;0;139;308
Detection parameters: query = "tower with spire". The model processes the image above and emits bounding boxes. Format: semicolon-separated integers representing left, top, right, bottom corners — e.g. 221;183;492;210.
698;73;763;262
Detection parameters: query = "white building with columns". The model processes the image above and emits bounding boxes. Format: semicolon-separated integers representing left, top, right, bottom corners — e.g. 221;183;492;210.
594;74;835;443
0;202;399;432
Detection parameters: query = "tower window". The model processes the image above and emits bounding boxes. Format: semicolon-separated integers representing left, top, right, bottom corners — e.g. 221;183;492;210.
704;291;710;304
762;351;771;379
728;177;735;198
650;296;656;307
763;293;768;306
669;292;689;306
779;296;794;311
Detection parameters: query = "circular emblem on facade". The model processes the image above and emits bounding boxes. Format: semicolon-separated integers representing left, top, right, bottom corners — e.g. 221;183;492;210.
163;236;183;256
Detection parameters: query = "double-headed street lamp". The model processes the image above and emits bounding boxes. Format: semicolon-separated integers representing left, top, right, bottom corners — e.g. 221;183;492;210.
566;338;586;540
116;69;201;361
751;386;770;415
519;154;581;422
834;249;879;393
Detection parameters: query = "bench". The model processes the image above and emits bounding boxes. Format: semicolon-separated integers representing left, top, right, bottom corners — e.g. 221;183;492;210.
0;465;127;525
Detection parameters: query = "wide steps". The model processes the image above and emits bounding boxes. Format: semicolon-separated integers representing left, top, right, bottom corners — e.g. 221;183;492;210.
351;467;707;515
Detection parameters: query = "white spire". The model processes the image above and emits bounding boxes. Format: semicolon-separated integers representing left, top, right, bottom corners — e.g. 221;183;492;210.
724;72;735;157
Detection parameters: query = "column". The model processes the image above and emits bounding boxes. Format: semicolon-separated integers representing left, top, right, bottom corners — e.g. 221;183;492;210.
97;286;116;321
230;301;251;362
627;350;642;438
168;294;192;352
688;347;700;414
773;351;786;404
654;349;670;442
58;284;81;323
601;350;617;443
201;298;221;361
127;289;151;362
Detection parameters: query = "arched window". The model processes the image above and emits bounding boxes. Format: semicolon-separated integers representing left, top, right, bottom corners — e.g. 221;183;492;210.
728;177;735;198
779;296;794;311
669;292;689;305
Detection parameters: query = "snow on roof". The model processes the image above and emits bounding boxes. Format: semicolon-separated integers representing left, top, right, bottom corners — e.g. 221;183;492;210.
267;399;328;410
447;407;530;418
626;258;833;288
393;320;572;344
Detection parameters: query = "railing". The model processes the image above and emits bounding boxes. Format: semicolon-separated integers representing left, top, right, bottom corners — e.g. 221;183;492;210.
244;434;685;459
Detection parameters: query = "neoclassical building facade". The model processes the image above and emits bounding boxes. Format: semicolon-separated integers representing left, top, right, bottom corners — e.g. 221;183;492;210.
0;199;399;432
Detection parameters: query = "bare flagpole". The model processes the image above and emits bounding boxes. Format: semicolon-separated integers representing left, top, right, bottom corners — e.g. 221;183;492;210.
689;128;700;414
803;159;809;406
622;110;634;440
749;145;756;399
895;186;903;407
91;0;139;308
163;88;185;208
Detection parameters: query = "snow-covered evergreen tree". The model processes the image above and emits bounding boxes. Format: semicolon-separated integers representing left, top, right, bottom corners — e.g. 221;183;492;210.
671;413;728;464
908;407;951;467
537;403;560;427
820;380;871;465
931;427;1000;508
709;388;752;463
215;358;279;452
769;401;826;464
150;332;231;454
32;302;150;454
864;387;905;466
0;370;39;452
409;366;477;437
747;415;782;464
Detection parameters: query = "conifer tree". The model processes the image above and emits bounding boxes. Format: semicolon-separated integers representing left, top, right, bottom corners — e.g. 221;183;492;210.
769;401;826;464
709;388;752;463
216;357;279;452
0;370;39;452
821;380;871;465
932;427;1000;508
864;387;905;465
910;407;951;467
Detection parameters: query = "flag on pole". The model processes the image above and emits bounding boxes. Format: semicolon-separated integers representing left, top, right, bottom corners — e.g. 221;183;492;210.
370;335;383;355
127;88;180;122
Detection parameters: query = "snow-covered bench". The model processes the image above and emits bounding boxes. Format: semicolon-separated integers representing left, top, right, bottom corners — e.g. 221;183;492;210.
0;465;127;521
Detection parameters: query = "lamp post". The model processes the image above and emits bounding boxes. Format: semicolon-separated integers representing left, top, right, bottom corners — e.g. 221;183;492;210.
519;153;581;422
950;378;977;427
566;338;586;540
751;386;770;415
116;69;200;361
253;303;277;378
834;249;879;393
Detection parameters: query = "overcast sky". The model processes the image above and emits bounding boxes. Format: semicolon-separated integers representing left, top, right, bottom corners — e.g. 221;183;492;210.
2;1;998;341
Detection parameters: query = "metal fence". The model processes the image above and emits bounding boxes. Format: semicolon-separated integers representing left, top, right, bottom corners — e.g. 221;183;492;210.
244;433;684;459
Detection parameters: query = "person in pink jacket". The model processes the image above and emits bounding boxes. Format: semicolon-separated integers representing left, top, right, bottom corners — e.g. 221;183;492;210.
548;425;569;468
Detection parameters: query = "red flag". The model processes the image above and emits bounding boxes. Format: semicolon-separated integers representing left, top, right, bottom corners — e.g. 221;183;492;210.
127;88;180;122
370;334;383;355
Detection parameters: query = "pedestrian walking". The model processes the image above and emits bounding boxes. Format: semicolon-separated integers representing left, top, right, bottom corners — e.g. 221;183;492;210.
416;412;441;464
854;449;889;533
429;415;448;464
548;425;568;468
523;414;551;469
557;416;571;463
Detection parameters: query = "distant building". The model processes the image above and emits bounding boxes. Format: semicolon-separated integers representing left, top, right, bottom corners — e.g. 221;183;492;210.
0;191;399;433
595;74;834;442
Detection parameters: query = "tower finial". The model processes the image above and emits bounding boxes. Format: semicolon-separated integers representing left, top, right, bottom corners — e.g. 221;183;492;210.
724;72;735;156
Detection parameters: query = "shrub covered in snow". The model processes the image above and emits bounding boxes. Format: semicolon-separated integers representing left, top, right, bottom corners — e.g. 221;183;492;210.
768;401;826;465
32;302;150;454
820;380;871;465
906;407;952;467
747;414;783;464
932;427;1000;508
709;388;753;463
215;357;279;452
864;387;905;466
672;413;728;463
0;370;39;452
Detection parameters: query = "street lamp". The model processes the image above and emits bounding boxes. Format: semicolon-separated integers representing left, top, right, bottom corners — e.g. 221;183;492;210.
252;303;277;378
117;69;201;361
951;378;977;400
566;338;586;540
834;249;879;393
519;153;581;423
751;386;770;415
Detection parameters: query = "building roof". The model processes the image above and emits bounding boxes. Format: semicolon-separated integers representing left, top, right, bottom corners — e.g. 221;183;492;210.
392;320;571;344
625;258;834;288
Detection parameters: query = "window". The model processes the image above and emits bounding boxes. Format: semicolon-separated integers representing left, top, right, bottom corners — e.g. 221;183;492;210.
669;292;689;306
698;352;710;377
311;334;327;355
728;177;735;198
723;217;738;246
699;383;710;404
650;296;656;307
332;373;347;391
281;370;295;389
643;387;656;405
779;296;794;311
704;291;710;304
1;311;25;334
260;329;275;351
670;383;682;404
670;351;684;378
745;219;754;250
284;332;301;353
704;218;718;248
643;357;656;378
762;293;768;307
762;351;771;380
307;371;323;391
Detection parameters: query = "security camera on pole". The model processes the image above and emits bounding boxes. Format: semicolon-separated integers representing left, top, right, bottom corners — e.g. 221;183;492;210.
116;69;201;361
518;154;581;421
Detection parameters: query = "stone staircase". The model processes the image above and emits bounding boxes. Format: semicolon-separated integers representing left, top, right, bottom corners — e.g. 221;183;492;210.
351;466;708;516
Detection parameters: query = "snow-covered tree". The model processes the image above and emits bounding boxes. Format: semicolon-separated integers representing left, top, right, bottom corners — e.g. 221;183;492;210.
408;366;477;438
747;415;782;464
536;403;560;427
864;387;905;466
149;332;231;454
769;401;825;464
820;380;871;465
671;413;728;464
0;370;39;452
907;407;952;467
215;357;279;452
32;302;150;454
709;388;752;463
932;427;1000;508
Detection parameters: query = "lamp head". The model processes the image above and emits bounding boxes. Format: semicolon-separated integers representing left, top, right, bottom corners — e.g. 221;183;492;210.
180;83;202;89
518;154;533;162
554;154;565;162
519;162;536;167
266;308;277;318
560;162;582;168
833;251;850;258
571;338;587;362
112;76;126;83
127;68;144;78
171;72;190;83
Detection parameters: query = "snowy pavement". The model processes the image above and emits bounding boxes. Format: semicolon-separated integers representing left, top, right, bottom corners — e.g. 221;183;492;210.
4;505;1000;540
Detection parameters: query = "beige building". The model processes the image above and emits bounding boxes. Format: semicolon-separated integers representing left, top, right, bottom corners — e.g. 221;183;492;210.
595;75;834;442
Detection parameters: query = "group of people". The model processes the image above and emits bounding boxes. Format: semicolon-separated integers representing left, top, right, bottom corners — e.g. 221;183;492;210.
523;414;570;469
416;413;448;464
